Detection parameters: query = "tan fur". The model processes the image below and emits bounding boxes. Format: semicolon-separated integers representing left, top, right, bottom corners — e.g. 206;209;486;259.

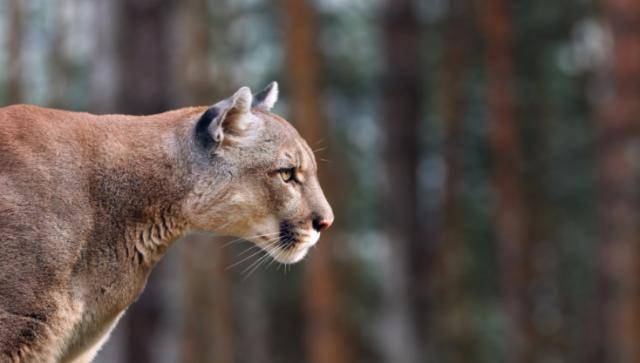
0;86;332;362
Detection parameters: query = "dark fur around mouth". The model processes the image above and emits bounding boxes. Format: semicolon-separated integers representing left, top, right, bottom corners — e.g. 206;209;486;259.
279;220;300;250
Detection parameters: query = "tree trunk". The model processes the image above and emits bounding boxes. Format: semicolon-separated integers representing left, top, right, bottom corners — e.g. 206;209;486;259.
89;0;118;113
478;1;532;361
434;1;475;360
49;0;72;108
279;1;346;363
116;0;175;115
178;0;215;105
182;235;234;363
380;0;422;362
234;264;270;363
592;0;640;361
521;48;565;361
6;0;24;104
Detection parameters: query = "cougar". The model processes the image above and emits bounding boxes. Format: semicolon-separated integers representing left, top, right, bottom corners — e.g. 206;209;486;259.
0;82;334;362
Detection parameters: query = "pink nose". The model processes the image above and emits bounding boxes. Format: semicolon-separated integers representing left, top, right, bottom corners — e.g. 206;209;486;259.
312;214;334;232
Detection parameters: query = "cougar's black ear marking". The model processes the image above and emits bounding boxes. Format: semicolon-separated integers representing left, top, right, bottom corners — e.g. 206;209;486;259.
252;81;279;111
195;107;221;149
194;86;254;150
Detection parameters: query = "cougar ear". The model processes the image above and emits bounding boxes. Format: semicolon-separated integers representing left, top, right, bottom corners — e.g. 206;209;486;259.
195;87;254;149
252;81;279;111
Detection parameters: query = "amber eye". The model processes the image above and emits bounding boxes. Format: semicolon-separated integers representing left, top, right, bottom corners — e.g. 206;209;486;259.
279;168;296;183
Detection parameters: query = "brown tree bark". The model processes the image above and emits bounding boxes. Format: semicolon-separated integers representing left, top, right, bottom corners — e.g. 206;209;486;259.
115;0;177;362
434;1;475;360
592;0;640;361
49;0;72;108
89;0;118;113
521;48;565;361
477;1;532;361
116;0;175;115
379;0;423;362
180;0;215;105
279;1;347;363
234;266;270;363
6;0;24;104
182;235;234;363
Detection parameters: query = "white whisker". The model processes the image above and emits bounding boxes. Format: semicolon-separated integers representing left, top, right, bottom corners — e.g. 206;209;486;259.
313;146;327;153
236;237;278;257
227;238;281;270
222;231;280;248
242;250;272;279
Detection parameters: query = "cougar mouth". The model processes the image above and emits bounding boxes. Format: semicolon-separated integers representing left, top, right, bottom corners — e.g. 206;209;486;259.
257;220;320;263
278;220;303;250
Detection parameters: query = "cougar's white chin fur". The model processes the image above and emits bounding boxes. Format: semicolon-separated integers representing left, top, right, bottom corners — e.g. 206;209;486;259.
262;229;320;264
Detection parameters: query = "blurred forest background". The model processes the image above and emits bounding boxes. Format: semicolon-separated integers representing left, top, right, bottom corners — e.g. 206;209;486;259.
1;0;639;362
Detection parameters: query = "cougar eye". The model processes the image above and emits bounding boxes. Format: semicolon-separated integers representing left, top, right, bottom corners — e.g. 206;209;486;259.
279;168;296;183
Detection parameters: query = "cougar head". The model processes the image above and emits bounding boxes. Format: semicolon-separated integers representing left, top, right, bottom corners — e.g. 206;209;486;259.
184;82;334;263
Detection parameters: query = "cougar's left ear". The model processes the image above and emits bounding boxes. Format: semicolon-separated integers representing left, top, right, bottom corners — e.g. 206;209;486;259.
195;87;255;150
252;81;279;111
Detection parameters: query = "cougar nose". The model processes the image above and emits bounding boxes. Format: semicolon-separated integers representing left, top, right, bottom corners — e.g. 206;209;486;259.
312;213;334;232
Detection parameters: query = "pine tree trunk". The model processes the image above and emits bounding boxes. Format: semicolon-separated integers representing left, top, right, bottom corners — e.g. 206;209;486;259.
182;235;234;363
89;0;118;113
7;0;24;104
280;1;346;363
435;1;475;360
592;0;640;361
116;0;175;115
478;1;532;361
380;0;423;362
49;0;72;108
